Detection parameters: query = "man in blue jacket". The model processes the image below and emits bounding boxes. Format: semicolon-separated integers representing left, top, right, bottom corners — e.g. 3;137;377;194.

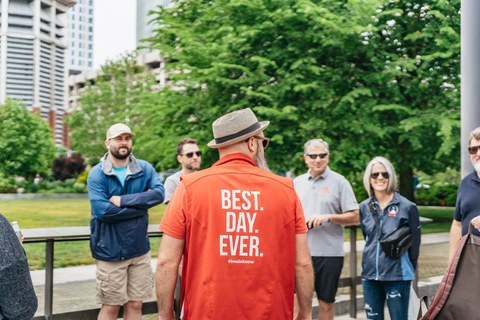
88;123;164;320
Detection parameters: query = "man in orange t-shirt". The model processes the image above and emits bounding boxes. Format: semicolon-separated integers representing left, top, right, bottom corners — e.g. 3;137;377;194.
156;108;313;320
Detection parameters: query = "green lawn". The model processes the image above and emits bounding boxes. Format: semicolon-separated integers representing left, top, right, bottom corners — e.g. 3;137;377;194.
0;198;454;270
0;198;166;270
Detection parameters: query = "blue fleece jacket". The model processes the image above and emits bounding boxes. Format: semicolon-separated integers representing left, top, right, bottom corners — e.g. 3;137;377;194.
88;153;164;261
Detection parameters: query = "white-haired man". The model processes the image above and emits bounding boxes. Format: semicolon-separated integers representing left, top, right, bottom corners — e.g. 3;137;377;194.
449;126;480;261
294;138;360;320
156;108;314;320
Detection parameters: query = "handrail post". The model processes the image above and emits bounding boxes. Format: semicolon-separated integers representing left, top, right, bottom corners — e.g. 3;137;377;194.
349;226;357;318
45;239;54;320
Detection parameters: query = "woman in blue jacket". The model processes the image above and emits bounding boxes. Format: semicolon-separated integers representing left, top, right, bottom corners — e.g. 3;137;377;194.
359;157;421;320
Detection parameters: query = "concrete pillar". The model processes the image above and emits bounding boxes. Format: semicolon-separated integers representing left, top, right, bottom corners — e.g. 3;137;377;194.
461;0;480;177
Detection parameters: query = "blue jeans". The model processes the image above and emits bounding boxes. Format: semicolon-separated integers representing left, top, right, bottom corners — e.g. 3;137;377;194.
362;279;410;320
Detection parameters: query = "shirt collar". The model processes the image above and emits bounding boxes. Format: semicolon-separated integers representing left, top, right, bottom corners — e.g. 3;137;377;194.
470;170;480;183
307;166;331;181
213;153;257;167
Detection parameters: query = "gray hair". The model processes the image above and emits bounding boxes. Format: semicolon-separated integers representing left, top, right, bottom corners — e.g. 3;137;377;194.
304;139;329;154
469;127;480;146
363;156;397;197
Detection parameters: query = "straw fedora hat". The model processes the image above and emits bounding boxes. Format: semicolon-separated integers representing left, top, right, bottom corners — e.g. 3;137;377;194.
207;108;270;148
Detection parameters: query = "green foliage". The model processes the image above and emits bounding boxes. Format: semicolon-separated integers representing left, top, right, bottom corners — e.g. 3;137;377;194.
19;179;88;194
0;172;16;193
415;184;458;206
139;0;460;187
0;98;56;180
76;167;92;185
65;53;158;165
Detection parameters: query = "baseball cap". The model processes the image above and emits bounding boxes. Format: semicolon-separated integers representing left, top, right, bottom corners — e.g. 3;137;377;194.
106;123;135;140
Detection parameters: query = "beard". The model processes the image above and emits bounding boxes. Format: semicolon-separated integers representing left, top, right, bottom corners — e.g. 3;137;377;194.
186;162;201;171
473;158;480;173
253;141;270;171
110;146;131;160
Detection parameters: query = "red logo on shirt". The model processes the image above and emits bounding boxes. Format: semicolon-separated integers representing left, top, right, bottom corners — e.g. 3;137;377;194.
322;187;329;194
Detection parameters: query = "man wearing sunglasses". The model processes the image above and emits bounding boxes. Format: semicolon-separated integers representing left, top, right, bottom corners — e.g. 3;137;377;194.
156;108;314;320
294;138;359;320
164;138;202;205
449;126;480;262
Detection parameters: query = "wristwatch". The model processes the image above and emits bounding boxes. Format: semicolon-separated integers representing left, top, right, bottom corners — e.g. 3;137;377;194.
327;214;331;223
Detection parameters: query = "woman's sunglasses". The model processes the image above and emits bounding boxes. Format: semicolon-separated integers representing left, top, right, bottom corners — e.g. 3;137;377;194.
179;151;202;158
371;172;389;179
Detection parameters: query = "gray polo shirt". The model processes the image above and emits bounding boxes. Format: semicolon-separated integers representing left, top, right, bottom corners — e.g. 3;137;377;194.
164;170;183;204
294;166;359;256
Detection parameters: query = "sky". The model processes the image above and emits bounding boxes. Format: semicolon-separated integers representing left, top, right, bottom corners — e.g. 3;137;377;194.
93;0;137;69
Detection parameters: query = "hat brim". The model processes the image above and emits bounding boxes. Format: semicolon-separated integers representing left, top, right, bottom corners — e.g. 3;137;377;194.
107;131;136;140
207;121;270;149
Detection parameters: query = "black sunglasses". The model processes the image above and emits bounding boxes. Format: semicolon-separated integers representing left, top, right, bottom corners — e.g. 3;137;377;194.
468;146;480;155
253;136;270;149
371;172;389;179
307;153;328;160
180;151;202;158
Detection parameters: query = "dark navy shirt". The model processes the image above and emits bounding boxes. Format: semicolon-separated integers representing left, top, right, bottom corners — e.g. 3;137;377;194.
454;170;480;236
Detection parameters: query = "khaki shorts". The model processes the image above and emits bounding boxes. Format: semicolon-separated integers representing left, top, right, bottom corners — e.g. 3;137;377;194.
95;251;153;305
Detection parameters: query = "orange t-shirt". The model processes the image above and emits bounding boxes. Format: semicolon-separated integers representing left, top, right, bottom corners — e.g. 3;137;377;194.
160;153;307;320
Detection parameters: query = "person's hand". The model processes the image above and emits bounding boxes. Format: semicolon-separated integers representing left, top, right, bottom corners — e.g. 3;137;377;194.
471;215;480;232
19;231;24;244
109;196;121;207
306;214;329;229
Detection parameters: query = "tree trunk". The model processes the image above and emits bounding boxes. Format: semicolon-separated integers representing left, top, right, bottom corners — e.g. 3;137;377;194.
399;166;414;202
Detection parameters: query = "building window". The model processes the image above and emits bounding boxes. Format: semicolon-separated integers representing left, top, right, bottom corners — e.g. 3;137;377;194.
88;61;92;67
89;0;93;6
88;52;92;58
79;16;82;22
89;26;93;32
88;35;92;41
89;17;93;23
72;50;75;56
71;32;75;38
89;9;93;15
71;42;74;47
88;44;92;49
72;59;75;64
72;14;75;20
79;7;82;13
72;23;75;29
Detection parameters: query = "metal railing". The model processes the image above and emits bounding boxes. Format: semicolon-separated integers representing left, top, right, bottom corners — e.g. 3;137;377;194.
24;225;408;319
24;225;163;320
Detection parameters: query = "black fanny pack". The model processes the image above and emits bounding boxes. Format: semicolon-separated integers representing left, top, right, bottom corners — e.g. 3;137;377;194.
368;199;412;259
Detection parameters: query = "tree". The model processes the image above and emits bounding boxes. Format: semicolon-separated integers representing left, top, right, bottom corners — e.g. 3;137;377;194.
0;98;56;179
143;0;460;201
65;53;158;165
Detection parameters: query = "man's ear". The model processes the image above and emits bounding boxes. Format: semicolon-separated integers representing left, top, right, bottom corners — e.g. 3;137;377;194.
177;154;182;163
246;137;256;152
105;140;110;150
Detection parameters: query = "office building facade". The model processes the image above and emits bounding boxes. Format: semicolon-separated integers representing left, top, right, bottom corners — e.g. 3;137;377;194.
136;0;172;53
67;0;92;74
0;0;76;146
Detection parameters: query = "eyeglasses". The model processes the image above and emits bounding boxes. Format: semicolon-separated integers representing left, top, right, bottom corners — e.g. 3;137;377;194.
371;172;389;179
307;153;328;160
179;151;202;158
253;136;270;149
468;146;480;155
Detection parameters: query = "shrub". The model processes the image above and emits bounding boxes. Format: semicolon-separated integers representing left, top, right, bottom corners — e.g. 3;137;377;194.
76;167;91;185
415;184;458;206
51;154;86;181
